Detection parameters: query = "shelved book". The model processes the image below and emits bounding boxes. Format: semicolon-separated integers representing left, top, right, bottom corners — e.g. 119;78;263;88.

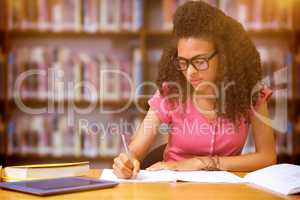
3;162;90;182
0;49;4;100
295;48;300;99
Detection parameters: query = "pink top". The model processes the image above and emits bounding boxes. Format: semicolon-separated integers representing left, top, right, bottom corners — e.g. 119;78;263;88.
148;82;272;161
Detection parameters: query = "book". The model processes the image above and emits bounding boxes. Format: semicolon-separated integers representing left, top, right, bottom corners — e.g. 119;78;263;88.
99;0;121;31
132;0;143;31
83;0;99;32
0;49;4;99
3;162;90;182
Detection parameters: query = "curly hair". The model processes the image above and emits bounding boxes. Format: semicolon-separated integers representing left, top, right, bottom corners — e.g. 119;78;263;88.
156;1;262;123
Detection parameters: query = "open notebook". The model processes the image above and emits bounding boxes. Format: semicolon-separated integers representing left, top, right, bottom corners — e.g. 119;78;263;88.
100;169;244;183
101;164;300;195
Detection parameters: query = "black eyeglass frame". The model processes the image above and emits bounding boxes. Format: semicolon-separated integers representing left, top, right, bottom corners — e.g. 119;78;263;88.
174;50;218;71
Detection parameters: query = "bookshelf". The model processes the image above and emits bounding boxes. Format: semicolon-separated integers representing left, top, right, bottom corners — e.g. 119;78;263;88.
0;0;300;167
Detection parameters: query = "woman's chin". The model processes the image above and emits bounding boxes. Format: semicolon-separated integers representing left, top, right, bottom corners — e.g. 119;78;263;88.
192;85;210;93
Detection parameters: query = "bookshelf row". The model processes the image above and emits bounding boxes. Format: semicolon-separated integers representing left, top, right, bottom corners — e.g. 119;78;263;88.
2;0;299;33
5;0;143;32
6;110;142;158
4;46;143;102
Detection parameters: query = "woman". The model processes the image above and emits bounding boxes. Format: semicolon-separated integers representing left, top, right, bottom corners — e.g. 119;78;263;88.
112;1;276;179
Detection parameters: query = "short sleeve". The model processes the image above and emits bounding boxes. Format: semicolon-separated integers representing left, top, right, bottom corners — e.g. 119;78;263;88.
148;82;172;123
252;86;273;112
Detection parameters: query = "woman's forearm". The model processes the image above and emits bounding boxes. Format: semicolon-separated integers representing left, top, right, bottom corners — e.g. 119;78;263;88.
147;152;277;172
217;152;277;172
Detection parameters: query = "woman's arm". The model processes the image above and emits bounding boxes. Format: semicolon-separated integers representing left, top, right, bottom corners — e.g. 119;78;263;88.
112;107;162;178
129;107;162;160
148;101;277;172
218;101;277;171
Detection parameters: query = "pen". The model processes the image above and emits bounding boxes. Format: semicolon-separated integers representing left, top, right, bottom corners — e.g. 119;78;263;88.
120;132;133;163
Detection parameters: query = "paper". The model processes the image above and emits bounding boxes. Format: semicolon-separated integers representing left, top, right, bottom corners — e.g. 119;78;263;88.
175;171;244;183
244;164;300;195
101;169;176;182
100;169;244;183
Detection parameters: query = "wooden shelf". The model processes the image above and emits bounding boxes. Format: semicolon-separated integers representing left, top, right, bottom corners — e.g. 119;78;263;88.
8;29;295;39
8;30;141;38
247;29;295;39
146;29;296;39
7;97;149;108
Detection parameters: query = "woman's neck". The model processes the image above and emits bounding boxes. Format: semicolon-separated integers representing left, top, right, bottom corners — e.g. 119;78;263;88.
191;89;218;120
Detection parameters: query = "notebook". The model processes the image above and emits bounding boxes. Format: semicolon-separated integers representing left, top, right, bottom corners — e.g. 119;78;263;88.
100;169;244;183
101;164;300;195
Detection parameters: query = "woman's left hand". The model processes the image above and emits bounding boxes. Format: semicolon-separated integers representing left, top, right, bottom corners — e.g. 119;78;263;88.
146;158;202;171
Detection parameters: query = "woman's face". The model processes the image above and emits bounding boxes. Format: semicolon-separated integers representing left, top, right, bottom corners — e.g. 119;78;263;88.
177;37;218;94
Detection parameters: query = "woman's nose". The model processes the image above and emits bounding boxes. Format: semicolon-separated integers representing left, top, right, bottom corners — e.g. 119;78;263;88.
186;63;198;76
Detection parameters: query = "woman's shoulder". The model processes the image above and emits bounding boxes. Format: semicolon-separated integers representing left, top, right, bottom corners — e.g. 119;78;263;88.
254;84;273;109
147;82;176;123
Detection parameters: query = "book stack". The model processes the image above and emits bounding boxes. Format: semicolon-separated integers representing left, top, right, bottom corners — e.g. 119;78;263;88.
7;0;143;32
7;110;141;158
7;46;142;101
219;0;294;30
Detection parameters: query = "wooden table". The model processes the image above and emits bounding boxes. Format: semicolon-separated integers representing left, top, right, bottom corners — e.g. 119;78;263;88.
0;170;299;200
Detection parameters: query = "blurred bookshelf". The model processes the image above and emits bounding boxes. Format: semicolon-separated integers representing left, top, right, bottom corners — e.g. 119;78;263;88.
0;0;300;168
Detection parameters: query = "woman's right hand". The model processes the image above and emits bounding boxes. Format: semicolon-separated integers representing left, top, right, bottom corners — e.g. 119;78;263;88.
112;153;140;179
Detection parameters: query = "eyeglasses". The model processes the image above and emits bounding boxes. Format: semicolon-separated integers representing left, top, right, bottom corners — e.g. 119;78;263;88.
174;50;218;71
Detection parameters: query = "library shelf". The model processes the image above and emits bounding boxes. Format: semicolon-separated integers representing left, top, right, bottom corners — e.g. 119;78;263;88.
146;29;296;39
7;98;149;109
7;30;141;39
8;29;295;40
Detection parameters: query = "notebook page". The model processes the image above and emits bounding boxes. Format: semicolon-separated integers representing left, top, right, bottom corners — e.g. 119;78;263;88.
175;171;244;183
100;169;244;183
244;164;300;195
100;169;176;183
